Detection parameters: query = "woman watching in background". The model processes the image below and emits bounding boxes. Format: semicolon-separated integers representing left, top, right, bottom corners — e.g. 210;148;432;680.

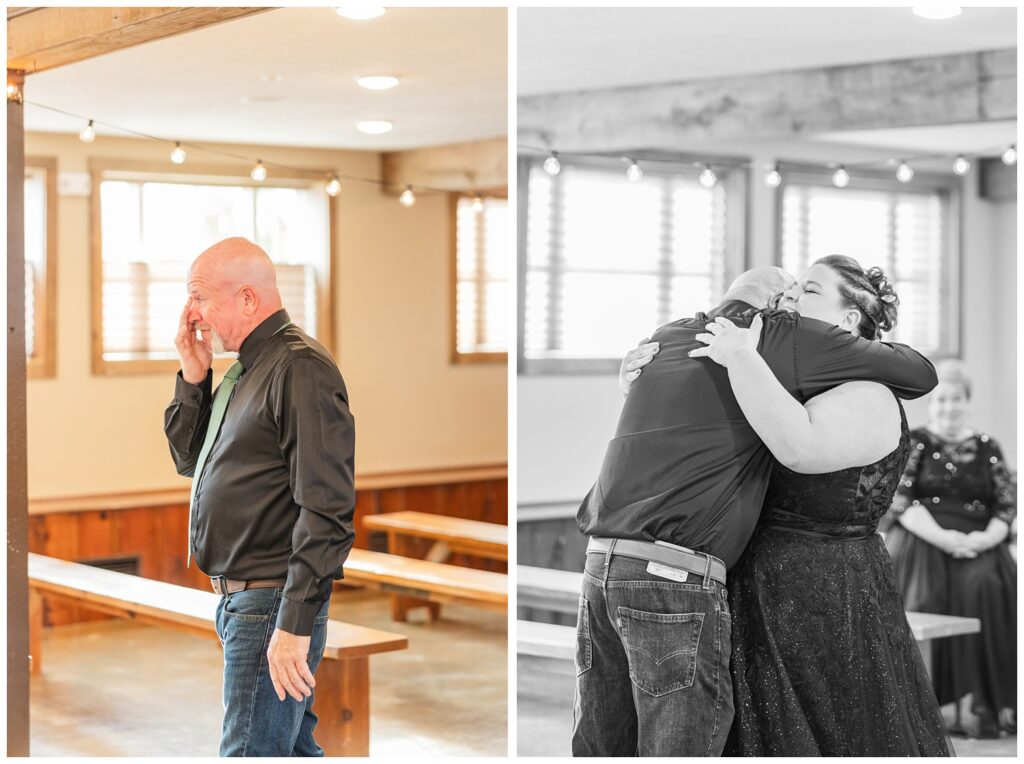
884;359;1017;738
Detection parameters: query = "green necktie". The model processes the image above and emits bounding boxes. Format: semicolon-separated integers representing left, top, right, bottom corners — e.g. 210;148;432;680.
187;360;244;568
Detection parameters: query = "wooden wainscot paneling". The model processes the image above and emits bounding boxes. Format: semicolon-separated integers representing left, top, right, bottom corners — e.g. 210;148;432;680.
29;465;508;626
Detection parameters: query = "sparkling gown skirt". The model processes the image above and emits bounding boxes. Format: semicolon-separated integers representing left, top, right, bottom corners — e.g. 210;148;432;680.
724;525;954;756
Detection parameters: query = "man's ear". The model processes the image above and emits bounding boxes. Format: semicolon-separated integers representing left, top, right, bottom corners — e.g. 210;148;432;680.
239;285;259;316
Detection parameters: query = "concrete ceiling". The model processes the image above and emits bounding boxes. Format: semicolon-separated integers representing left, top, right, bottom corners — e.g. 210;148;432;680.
21;6;508;151
518;6;1018;156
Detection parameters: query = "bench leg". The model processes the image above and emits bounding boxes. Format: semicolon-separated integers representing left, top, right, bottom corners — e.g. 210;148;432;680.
390;595;441;623
313;657;370;756
29;588;43;675
918;639;932;678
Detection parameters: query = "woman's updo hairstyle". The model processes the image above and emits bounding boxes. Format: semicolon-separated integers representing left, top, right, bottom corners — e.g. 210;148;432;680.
814;254;899;339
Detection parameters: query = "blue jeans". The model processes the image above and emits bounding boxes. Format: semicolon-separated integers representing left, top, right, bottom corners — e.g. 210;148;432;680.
572;551;733;756
213;587;331;757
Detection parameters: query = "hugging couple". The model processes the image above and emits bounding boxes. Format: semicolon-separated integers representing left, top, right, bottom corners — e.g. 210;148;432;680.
573;255;954;756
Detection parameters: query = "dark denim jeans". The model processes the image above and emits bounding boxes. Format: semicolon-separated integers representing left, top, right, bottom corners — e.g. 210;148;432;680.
213;587;331;757
572;551;733;756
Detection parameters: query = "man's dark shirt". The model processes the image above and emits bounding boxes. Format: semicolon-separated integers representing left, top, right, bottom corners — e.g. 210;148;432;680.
577;301;937;569
164;309;356;636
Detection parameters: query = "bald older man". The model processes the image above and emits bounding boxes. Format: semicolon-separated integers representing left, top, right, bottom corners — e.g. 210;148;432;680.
164;237;355;757
572;266;938;757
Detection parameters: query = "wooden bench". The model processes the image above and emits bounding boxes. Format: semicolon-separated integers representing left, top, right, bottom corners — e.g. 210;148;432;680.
361;512;507;619
28;553;408;756
341;548;507;622
516;564;981;666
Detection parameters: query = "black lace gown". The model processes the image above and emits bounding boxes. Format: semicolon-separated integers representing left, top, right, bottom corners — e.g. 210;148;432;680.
725;403;953;756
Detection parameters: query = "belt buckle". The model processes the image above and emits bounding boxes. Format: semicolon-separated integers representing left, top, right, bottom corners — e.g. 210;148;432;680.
213;575;229;596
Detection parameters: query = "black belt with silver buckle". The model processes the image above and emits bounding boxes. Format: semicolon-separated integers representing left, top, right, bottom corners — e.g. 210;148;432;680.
211;576;287;596
587;537;727;586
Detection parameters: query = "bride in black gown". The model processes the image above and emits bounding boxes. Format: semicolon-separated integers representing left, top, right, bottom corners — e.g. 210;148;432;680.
691;255;953;756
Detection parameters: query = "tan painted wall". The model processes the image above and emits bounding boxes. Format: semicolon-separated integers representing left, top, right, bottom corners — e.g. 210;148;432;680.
25;132;507;499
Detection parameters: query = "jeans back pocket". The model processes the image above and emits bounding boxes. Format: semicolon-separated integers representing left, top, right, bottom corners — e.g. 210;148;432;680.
574;597;593;676
618;607;703;697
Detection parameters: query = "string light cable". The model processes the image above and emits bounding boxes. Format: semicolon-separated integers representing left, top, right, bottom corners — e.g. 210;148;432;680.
24;99;473;204
518;142;1017;187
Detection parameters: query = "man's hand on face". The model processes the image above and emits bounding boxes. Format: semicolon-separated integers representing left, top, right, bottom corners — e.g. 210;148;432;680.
619;338;660;397
174;297;213;384
267;628;315;703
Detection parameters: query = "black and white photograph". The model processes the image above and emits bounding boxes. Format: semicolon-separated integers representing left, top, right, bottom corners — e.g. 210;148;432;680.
516;6;1016;757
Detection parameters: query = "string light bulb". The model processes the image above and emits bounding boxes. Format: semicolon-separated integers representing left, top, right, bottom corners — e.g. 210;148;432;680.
79;119;96;143
399;186;416;207
626;159;644;183
471;194;484;213
325;176;342;197
6;82;22;103
1002;144;1017;165
170;142;187;164
832;165;850;188
698;164;717;188
952;155;971;176
896;161;915;183
543;152;561;176
764;164;782;188
251;160;267;182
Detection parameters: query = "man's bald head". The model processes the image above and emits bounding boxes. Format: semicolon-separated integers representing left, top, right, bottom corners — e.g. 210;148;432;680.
186;237;284;353
722;266;795;309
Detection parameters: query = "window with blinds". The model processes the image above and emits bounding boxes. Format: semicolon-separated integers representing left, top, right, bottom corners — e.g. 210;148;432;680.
779;177;956;357
520;158;738;373
453;194;508;360
95;170;331;372
25;159;57;378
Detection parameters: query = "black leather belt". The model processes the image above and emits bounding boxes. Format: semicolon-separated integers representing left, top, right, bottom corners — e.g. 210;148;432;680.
587;537;727;586
211;576;286;596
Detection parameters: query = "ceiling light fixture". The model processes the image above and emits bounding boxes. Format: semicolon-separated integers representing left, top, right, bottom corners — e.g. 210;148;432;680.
356;75;399;91
335;4;386;20
912;6;962;20
357;120;393;134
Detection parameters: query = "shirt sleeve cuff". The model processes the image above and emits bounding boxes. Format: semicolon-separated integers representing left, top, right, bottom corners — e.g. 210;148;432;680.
276;596;323;636
175;368;212;402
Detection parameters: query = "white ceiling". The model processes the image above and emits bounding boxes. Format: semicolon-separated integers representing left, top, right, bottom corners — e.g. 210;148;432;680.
22;7;508;151
518;6;1018;155
518;7;1017;97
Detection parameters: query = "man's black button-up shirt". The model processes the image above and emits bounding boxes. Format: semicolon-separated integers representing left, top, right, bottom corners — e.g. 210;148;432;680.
577;302;937;570
164;310;356;636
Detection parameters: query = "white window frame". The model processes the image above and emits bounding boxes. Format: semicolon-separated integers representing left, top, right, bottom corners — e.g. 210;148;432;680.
26;156;58;379
517;154;747;375
450;190;509;364
89;159;336;376
773;164;960;359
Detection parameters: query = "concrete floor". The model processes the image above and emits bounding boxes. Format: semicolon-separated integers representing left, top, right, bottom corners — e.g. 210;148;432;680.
30;590;507;757
518;655;1017;757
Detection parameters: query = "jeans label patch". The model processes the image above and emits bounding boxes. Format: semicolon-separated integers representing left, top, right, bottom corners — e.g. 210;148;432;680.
646;561;689;582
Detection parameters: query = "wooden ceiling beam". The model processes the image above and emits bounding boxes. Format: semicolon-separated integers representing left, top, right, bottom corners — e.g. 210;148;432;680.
7;7;271;75
519;48;1016;151
381;137;508;194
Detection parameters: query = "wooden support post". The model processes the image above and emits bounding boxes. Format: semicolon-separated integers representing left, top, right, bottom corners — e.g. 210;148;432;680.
313;657;370;757
8;66;30;757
